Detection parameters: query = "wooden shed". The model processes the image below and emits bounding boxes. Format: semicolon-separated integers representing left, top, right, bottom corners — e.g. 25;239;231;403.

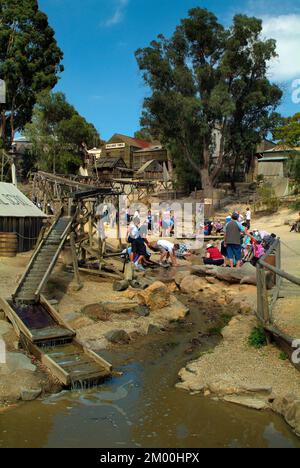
135;160;164;181
0;183;46;252
95;157;133;180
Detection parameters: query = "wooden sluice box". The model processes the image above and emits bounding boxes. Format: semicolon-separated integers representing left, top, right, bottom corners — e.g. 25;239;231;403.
0;295;112;387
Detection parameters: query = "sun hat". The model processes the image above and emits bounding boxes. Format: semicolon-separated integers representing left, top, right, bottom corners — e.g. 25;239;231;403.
206;244;213;249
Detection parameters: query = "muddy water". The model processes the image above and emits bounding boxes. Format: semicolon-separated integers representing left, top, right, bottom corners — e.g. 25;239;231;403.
1;277;300;448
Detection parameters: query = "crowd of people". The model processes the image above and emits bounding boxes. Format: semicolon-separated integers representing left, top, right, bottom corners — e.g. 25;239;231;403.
203;210;277;269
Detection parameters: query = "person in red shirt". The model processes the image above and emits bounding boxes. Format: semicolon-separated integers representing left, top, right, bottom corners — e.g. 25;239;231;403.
203;243;224;266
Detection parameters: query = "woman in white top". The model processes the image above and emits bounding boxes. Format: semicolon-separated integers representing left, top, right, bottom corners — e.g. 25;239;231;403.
150;239;179;267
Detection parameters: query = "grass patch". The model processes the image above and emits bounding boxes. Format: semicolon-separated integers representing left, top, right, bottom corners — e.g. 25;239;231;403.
279;352;289;361
209;314;233;336
248;327;267;349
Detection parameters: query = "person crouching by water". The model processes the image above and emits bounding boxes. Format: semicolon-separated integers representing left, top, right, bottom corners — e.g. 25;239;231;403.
203;243;224;266
150;240;180;267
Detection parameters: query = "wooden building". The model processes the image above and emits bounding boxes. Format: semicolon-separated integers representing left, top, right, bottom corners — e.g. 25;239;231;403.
102;134;168;170
0;182;46;252
132;146;168;171
135;160;164;181
95;157;133;180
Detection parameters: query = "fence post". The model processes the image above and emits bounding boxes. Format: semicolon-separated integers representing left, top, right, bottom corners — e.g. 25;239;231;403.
257;264;270;325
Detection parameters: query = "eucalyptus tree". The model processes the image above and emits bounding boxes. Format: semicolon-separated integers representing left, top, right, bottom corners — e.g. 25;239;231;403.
136;8;282;191
0;0;63;147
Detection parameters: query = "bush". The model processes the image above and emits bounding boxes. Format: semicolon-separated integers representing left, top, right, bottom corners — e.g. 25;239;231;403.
248;326;267;349
257;183;279;213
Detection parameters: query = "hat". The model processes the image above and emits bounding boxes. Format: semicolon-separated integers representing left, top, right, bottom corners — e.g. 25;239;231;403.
226;216;232;223
206;244;213;249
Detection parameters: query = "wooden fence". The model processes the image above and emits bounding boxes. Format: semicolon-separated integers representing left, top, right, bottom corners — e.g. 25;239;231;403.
256;239;300;369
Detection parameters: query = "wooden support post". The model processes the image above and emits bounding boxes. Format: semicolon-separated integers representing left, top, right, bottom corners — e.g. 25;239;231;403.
70;232;83;291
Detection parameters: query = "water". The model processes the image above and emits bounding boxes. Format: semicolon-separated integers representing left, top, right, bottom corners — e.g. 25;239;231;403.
0;289;299;448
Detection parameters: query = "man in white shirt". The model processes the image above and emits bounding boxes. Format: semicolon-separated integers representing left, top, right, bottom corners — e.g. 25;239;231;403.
150;239;179;267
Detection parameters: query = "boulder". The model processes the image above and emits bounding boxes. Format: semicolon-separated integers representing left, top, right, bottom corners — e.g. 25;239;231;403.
21;387;42;402
0;352;36;376
105;329;131;345
141;281;171;310
175;270;192;287
224;395;269;411
113;280;130;292
180;275;207;294
81;304;111;322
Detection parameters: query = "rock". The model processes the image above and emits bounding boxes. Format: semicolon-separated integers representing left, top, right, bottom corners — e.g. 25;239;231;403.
208;379;243;396
205;277;218;285
180;275;207;294
68;316;95;329
141;281;171;310
243;385;273;394
105;329;131;344
163;296;189;321
167;281;179;293
147;324;163;335
81;304;110;322
224;395;269;410
123;289;139;300
21;387;42;402
175;270;192;286
0;321;13;338
113;280;129;292
0;353;36;376
204;390;211;397
100;301;139;314
137;305;150;317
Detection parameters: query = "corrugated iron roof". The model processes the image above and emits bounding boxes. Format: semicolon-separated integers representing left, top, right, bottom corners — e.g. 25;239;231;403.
0;183;46;218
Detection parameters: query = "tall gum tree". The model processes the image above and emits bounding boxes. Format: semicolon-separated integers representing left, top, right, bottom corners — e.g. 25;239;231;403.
135;8;282;192
0;0;63;147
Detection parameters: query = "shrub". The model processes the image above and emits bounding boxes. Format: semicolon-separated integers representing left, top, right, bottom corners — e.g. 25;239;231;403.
248;326;267;349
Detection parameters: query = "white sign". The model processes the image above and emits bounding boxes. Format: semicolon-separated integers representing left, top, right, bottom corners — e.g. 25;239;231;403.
0;80;6;104
106;143;126;150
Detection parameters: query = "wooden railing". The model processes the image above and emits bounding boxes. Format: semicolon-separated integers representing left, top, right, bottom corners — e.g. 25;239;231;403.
256;239;300;367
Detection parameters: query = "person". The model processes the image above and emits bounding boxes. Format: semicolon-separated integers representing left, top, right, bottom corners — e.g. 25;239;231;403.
290;213;300;232
224;212;247;269
249;236;265;266
147;210;153;233
263;233;277;250
203;243;224;266
150;240;179;267
176;243;192;259
204;220;213;236
214;220;224;234
245;208;251;229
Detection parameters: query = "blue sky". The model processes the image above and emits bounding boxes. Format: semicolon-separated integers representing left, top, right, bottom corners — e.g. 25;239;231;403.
39;0;300;142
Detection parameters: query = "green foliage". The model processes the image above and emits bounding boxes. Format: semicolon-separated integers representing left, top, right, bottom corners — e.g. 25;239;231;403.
279;352;289;361
25;91;100;174
257;183;279;212
0;0;63;147
209;314;233;335
135;7;282;191
248;327;267;349
273;113;300;147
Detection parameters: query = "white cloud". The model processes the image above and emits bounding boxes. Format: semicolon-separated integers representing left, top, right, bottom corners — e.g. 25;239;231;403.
262;14;300;82
104;0;129;27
